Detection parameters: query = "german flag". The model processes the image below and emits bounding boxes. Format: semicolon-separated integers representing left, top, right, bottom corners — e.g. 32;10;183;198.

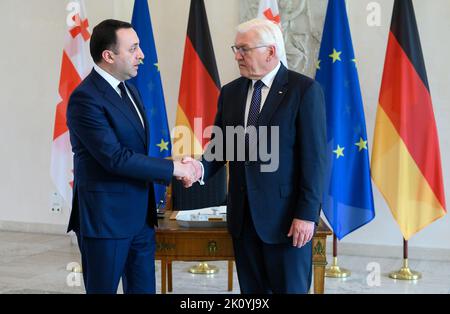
371;0;446;240
174;0;220;157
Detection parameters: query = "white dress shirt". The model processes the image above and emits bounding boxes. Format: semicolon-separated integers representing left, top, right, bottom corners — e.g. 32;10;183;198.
93;64;145;128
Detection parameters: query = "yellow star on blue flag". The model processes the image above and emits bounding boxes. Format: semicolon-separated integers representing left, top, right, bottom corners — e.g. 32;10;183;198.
333;145;345;159
156;139;169;152
329;48;342;63
354;137;368;151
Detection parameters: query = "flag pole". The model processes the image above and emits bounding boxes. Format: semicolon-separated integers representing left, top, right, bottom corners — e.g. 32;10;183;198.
325;234;351;278
389;238;421;280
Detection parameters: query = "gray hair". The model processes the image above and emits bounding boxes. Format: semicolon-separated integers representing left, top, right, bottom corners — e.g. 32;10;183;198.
236;18;285;60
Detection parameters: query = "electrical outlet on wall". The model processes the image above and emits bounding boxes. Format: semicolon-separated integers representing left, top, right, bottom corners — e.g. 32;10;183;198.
50;192;63;214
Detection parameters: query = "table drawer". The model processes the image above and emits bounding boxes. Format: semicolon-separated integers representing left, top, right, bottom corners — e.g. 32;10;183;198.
156;236;234;258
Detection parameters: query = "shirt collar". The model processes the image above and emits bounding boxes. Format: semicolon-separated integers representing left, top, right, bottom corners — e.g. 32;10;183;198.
251;62;281;89
93;63;122;91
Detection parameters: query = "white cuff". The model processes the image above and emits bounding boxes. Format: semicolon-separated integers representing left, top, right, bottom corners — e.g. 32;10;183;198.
198;162;205;185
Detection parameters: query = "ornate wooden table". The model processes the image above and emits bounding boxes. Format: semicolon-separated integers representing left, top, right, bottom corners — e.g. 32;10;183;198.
155;211;332;294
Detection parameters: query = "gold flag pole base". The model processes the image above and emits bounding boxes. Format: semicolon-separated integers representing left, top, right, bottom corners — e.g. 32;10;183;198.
325;257;351;278
72;265;83;273
66;264;83;273
188;262;219;274
389;259;421;280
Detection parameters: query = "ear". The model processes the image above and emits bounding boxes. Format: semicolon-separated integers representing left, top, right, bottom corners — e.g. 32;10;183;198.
102;50;114;64
269;45;276;57
267;45;276;62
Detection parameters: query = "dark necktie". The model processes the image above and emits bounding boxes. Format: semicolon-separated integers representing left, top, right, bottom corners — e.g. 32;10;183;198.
118;82;143;128
245;80;264;156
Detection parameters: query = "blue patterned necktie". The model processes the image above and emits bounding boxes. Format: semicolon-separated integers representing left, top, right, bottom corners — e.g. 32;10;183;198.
246;80;264;128
245;80;264;156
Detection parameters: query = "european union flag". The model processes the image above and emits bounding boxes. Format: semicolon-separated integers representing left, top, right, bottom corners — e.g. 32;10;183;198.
315;0;375;239
130;0;172;208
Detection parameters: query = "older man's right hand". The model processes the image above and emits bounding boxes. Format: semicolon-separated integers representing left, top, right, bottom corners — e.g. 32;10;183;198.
173;158;203;188
173;160;196;185
181;157;203;187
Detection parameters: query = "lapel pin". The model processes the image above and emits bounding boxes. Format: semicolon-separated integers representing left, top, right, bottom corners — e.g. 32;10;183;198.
278;91;283;94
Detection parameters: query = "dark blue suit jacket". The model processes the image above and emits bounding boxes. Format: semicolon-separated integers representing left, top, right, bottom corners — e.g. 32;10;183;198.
202;64;327;244
66;69;173;238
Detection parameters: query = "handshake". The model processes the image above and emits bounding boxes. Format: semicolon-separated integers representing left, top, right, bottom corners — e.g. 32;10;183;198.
173;156;203;188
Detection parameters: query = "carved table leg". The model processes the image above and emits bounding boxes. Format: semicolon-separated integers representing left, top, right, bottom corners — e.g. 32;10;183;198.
228;260;233;291
314;264;325;294
161;257;167;294
312;236;327;294
168;260;173;292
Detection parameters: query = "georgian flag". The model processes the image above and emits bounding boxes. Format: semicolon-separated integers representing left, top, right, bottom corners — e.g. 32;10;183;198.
50;0;92;207
257;0;288;67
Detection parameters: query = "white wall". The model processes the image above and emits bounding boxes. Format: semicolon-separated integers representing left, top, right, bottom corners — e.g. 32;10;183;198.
0;0;449;249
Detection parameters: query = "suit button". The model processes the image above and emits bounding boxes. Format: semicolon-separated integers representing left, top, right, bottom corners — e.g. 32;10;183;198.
240;186;245;192
245;161;250;166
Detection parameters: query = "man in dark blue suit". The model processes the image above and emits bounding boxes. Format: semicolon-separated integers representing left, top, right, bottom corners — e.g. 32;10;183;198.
184;18;327;293
66;19;196;294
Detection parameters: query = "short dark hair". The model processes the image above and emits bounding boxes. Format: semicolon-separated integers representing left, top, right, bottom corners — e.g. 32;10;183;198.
90;19;133;63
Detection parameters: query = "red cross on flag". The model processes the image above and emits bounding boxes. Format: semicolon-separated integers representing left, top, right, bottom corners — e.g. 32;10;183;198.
50;0;92;207
257;0;288;67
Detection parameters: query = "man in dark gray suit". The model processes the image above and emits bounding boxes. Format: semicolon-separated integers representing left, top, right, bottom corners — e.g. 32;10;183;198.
184;18;327;293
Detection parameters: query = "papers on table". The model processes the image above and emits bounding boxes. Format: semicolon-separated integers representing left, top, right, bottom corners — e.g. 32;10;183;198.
175;206;227;227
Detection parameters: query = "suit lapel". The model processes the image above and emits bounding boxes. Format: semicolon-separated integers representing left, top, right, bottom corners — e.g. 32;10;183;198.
125;82;150;151
91;70;146;147
257;64;288;127
104;87;147;147
236;78;251;127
